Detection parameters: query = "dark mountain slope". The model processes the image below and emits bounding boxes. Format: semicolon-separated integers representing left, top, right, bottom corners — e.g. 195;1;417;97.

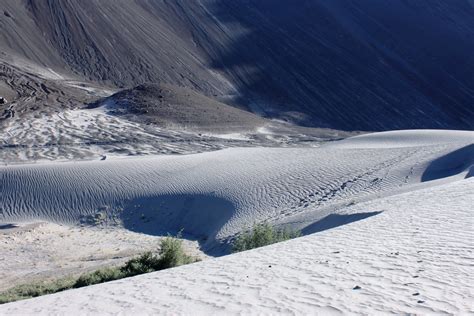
97;83;267;132
205;0;474;130
2;0;231;95
0;0;473;131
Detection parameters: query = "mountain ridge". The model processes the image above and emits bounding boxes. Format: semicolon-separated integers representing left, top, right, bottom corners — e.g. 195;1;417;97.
0;0;473;131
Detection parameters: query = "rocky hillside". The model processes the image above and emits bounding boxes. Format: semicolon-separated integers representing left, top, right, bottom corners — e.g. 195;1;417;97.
0;0;473;131
96;83;268;132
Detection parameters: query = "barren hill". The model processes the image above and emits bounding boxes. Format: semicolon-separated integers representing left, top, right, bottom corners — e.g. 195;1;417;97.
0;0;473;130
98;83;267;132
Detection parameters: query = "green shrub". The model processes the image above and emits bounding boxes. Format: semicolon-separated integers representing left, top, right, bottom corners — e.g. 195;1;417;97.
0;278;75;304
156;235;197;269
0;234;199;304
121;251;161;276
233;223;301;252
74;267;124;288
122;235;198;273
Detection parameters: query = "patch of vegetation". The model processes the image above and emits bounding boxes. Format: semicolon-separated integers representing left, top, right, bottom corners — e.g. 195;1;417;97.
121;251;161;276
74;267;124;288
0;234;199;304
121;235;199;275
233;223;301;253
0;278;76;304
156;235;197;269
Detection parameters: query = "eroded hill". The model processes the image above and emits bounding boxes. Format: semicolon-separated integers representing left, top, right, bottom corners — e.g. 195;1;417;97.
0;0;473;131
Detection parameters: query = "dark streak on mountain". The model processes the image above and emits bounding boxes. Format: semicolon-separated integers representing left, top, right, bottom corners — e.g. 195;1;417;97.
0;0;473;131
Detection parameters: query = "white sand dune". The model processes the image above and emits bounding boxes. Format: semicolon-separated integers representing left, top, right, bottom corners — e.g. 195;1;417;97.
1;130;472;253
0;130;472;312
325;129;474;148
1;176;472;314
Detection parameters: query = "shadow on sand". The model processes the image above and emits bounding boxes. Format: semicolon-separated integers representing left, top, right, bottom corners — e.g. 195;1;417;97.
422;144;474;182
120;194;235;256
0;224;18;230
302;211;383;235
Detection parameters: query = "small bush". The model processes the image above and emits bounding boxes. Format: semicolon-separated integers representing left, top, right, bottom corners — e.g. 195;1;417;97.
156;235;197;269
74;267;124;288
121;251;161;276
233;223;301;252
0;234;199;304
122;235;198;273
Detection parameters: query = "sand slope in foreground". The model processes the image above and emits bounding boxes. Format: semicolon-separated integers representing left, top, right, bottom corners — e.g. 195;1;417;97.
1;177;472;314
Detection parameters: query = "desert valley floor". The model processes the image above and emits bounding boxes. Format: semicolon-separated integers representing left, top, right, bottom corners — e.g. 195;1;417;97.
1;1;473;314
0;129;472;314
